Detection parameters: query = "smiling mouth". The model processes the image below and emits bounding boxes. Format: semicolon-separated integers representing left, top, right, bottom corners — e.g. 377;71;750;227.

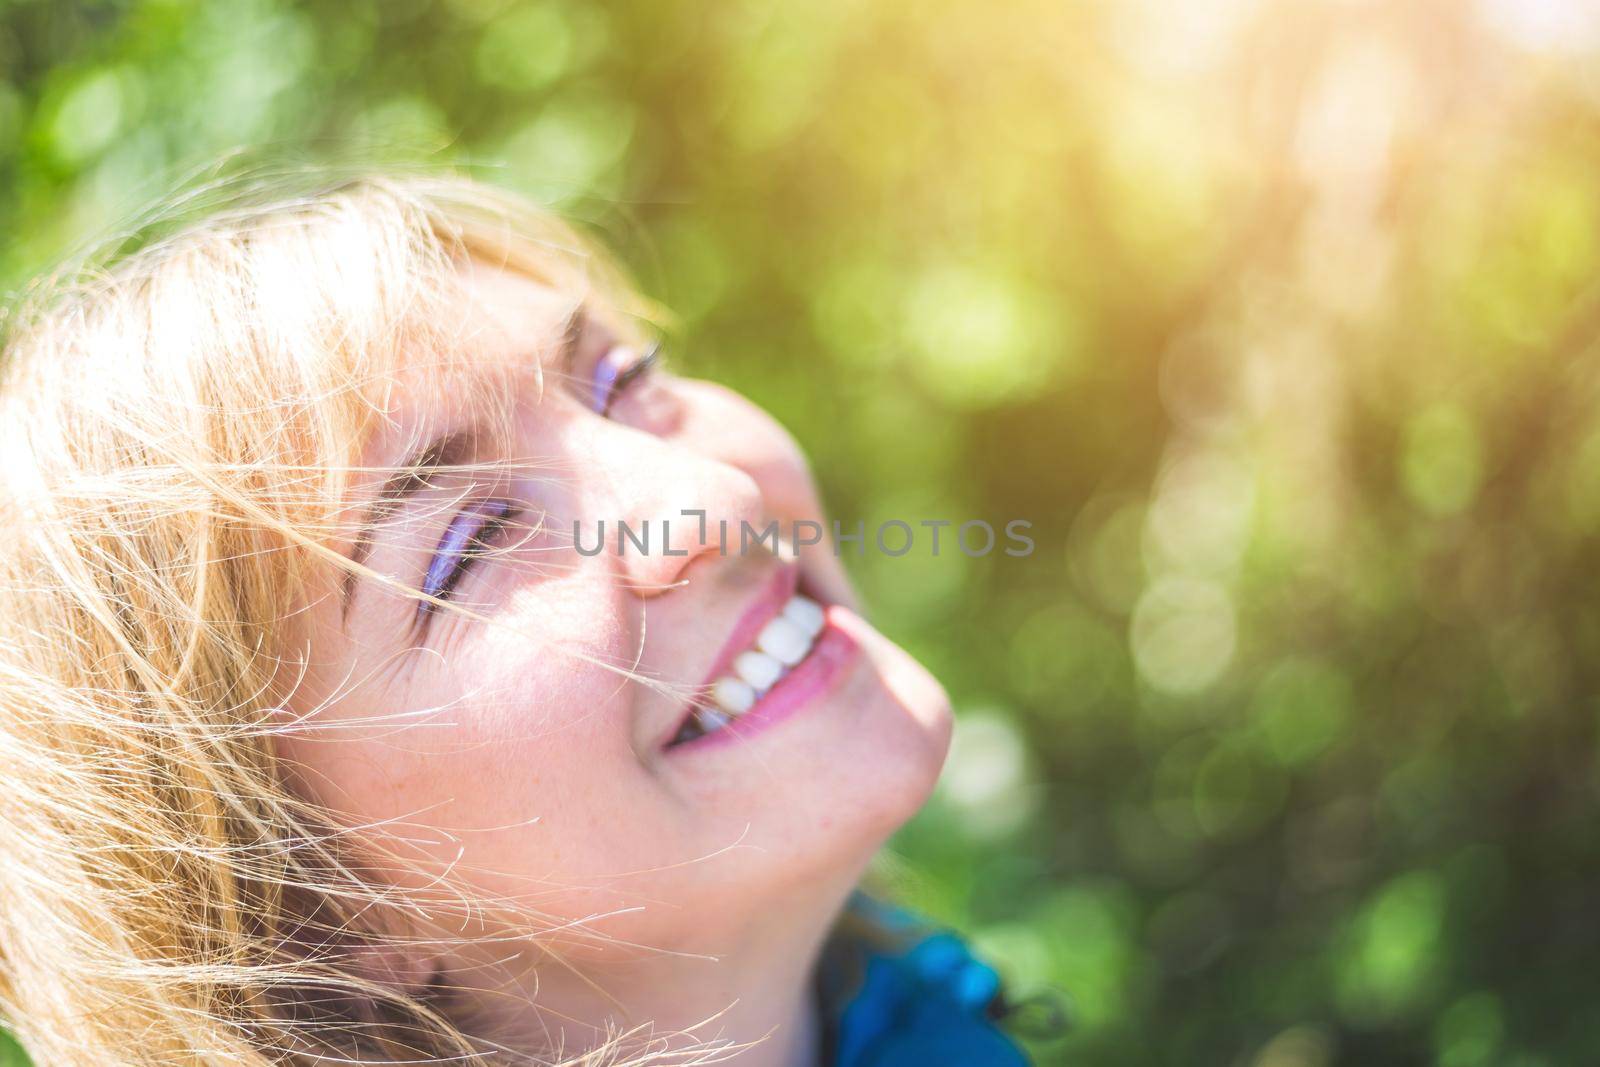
668;589;828;746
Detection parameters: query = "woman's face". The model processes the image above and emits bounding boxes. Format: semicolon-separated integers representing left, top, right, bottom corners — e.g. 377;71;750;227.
277;260;951;960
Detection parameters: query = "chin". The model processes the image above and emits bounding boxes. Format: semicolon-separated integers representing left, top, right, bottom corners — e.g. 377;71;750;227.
840;609;954;830
664;605;952;931
773;607;954;874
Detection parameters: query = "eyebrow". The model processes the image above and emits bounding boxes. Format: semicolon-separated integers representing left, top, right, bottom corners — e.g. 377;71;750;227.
558;304;587;380
337;305;590;626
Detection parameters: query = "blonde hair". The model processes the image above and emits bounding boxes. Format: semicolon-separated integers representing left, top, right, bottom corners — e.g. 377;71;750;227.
0;169;700;1066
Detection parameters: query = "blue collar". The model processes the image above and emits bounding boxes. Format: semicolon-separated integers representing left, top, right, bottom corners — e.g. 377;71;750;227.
815;896;1030;1067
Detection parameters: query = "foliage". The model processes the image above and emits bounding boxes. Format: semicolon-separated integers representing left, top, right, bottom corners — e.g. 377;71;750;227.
3;0;1600;1063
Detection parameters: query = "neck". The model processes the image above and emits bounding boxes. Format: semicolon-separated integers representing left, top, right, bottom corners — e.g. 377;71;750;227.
451;892;844;1066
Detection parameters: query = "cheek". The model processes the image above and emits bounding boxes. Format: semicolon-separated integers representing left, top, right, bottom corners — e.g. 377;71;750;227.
282;584;663;892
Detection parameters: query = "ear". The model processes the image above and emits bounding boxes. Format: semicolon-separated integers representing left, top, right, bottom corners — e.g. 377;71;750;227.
348;933;446;997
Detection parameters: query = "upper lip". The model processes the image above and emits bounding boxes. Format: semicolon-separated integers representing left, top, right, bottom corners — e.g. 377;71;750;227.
663;562;801;746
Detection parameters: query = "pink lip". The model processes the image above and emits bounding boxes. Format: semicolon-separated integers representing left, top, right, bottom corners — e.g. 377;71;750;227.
655;562;799;749
697;563;800;690
667;604;861;754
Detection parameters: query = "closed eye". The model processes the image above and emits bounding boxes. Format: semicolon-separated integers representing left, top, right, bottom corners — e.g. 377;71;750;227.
591;342;662;416
418;497;525;619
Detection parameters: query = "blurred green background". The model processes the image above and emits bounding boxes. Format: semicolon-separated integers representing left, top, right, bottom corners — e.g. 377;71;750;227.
5;0;1600;1064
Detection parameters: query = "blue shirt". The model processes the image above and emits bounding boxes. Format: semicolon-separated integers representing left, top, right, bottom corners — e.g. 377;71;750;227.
815;896;1031;1067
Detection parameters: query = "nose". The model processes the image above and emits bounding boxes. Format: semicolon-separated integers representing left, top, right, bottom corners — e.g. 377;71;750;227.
574;423;770;598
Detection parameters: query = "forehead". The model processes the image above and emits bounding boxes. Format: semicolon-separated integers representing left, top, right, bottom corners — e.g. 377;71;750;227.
450;259;580;374
357;261;579;468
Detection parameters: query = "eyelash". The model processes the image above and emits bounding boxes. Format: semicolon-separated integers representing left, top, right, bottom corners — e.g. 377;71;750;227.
420;500;525;615
596;342;661;416
413;341;658;624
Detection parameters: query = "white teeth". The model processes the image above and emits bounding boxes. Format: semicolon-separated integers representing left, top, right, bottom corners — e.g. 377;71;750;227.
686;593;829;740
733;650;784;691
696;707;732;732
781;594;825;637
756;616;810;666
710;677;756;715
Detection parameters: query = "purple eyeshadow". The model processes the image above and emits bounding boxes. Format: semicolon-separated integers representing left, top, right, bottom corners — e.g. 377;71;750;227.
591;353;621;414
423;497;515;601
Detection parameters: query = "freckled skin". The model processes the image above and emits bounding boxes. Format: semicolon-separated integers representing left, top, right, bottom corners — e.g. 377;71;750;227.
273;261;953;1059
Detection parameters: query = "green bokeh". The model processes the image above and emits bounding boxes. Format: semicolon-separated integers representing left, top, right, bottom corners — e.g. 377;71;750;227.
3;0;1599;1063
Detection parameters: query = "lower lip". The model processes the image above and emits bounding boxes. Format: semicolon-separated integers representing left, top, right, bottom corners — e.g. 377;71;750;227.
668;605;862;754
